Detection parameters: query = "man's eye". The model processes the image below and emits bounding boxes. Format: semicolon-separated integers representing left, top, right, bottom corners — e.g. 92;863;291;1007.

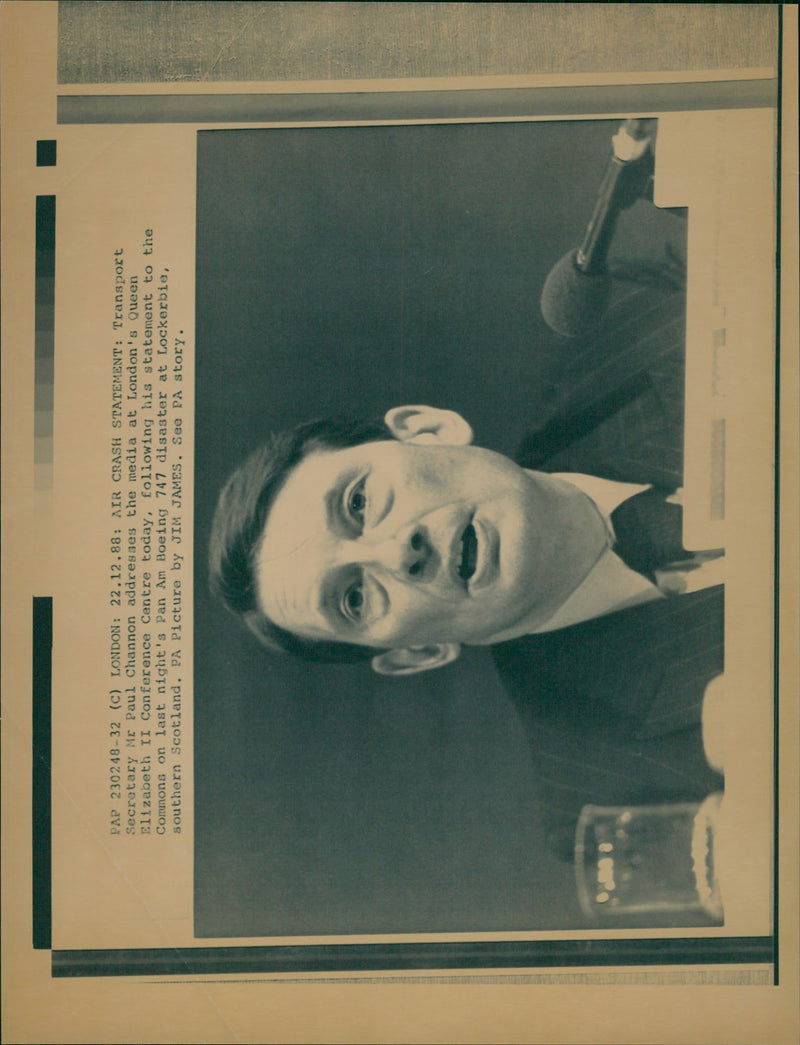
347;479;367;523
343;582;364;621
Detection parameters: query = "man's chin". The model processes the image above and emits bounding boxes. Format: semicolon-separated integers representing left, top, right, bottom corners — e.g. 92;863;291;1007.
474;617;534;645
460;600;538;646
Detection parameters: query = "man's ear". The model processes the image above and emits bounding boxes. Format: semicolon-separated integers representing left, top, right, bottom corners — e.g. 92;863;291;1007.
384;405;473;446
371;643;461;677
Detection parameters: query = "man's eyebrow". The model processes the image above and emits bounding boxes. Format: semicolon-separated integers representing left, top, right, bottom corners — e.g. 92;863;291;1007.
317;567;351;634
323;469;358;537
323;484;341;534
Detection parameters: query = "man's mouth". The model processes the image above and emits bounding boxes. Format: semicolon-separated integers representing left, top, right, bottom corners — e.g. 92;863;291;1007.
458;522;478;583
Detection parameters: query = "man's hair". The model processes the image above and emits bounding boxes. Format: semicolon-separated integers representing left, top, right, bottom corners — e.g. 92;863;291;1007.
208;416;393;663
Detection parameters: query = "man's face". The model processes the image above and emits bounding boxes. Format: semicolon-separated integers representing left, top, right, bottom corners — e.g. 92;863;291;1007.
254;437;586;650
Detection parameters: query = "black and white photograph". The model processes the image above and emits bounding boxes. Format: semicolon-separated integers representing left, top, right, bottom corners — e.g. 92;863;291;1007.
1;4;796;1043
194;116;726;937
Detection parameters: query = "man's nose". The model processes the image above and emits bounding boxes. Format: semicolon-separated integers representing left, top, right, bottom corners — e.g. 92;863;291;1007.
358;525;432;580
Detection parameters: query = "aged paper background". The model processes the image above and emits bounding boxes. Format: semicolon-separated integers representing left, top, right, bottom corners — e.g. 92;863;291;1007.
2;3;798;1042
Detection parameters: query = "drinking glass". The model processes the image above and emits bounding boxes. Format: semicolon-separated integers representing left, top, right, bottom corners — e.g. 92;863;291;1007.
575;793;724;922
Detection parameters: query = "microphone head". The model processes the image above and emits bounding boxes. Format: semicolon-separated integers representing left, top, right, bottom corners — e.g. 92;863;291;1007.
540;249;612;338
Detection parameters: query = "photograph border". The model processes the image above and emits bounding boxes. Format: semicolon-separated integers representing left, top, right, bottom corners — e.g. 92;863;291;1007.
3;5;797;1043
41;81;781;976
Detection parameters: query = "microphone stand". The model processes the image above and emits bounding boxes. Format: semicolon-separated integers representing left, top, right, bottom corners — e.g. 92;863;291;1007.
576;119;656;276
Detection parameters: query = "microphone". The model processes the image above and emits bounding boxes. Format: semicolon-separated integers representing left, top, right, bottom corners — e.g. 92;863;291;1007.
541;119;656;338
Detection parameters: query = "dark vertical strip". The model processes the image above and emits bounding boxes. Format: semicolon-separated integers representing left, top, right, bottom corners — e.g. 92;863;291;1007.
35;195;56;273
32;597;53;949
33;198;57;947
35;196;56;478
36;139;57;166
772;6;784;988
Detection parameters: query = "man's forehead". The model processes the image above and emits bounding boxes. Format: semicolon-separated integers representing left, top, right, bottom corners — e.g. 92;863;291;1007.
253;452;332;632
254;443;376;641
257;441;376;561
270;438;397;511
259;448;335;557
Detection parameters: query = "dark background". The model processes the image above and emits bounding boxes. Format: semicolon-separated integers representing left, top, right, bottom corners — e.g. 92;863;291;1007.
193;119;676;937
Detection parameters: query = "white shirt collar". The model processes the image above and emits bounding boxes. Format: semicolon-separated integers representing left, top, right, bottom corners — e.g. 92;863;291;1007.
487;473;664;641
535;473;664;632
548;472;651;535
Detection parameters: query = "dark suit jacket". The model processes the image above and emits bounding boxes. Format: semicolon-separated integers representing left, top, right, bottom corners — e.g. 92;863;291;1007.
492;258;724;857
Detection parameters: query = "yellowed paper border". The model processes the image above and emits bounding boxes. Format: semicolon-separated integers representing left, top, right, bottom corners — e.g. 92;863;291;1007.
2;3;797;1043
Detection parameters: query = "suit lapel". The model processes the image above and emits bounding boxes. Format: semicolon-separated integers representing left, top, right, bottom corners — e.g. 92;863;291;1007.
492;587;725;835
517;284;687;488
497;275;726;840
492;585;724;740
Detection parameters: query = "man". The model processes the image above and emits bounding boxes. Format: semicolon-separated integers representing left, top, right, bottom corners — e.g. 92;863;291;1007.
209;281;724;857
212;402;700;669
